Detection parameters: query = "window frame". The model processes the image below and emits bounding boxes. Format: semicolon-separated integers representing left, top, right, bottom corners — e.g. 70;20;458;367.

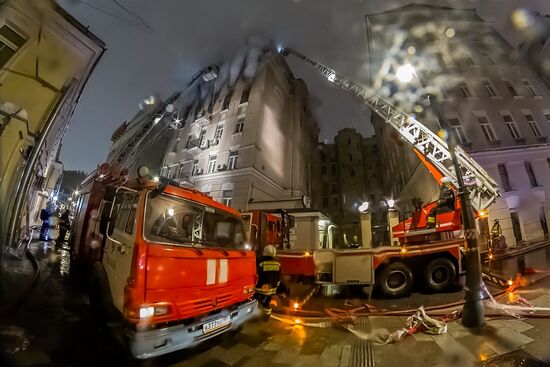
207;155;217;174
228;151;238;170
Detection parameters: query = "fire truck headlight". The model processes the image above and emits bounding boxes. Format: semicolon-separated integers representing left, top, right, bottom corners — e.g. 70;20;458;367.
153;305;170;316
139;306;155;319
243;243;252;251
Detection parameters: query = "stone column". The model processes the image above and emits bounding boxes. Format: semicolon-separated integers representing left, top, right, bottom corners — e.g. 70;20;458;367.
387;209;400;246
360;212;372;249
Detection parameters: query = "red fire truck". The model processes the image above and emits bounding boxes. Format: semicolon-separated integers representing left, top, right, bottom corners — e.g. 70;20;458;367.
271;48;501;297
72;166;257;359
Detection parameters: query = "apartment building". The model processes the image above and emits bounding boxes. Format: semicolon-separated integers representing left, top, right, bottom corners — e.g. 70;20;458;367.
318;128;385;245
0;1;104;244
161;50;320;211
366;4;550;247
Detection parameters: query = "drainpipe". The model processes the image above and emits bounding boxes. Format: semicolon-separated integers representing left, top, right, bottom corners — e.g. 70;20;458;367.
6;81;75;249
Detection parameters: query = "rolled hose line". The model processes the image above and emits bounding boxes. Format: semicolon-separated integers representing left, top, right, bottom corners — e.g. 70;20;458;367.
272;280;550;323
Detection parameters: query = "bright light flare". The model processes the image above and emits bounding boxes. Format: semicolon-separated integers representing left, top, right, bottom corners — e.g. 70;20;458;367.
327;73;336;82
294;318;302;324
479;210;489;219
358;201;369;213
395;63;415;83
507;279;514;286
387;199;395;208
400;247;408;255
167;208;175;217
153;176;160;182
293;302;300;310
304;251;311;257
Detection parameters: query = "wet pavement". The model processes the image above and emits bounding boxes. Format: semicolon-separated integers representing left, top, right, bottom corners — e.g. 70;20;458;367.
2;240;550;366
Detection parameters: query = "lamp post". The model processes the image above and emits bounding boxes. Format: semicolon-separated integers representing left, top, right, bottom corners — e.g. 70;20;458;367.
395;64;484;328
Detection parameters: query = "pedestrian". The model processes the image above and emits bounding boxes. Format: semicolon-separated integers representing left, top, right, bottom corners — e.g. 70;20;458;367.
58;209;71;244
255;245;281;319
39;202;53;240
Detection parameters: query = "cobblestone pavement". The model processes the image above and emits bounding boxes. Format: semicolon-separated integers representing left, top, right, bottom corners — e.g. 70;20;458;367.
2;240;550;366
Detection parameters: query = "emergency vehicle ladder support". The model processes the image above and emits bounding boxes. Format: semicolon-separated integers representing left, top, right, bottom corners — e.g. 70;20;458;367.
280;48;500;212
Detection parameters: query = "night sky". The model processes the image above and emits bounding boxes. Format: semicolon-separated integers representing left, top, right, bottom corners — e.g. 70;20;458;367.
57;0;550;172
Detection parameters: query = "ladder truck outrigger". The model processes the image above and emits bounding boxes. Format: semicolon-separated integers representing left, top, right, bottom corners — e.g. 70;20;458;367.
70;65;258;360
278;47;500;297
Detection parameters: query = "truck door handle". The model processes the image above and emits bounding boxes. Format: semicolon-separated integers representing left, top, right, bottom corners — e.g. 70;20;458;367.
118;243;128;254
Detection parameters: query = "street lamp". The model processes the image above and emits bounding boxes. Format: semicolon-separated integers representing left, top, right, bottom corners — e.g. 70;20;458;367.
396;63;484;328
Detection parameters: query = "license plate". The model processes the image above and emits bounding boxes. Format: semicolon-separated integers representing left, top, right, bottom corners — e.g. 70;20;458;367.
202;316;230;334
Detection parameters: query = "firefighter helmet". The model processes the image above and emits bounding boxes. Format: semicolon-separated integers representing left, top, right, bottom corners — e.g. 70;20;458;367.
263;245;276;257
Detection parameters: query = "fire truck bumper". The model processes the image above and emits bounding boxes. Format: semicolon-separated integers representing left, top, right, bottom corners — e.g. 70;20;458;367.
128;299;258;359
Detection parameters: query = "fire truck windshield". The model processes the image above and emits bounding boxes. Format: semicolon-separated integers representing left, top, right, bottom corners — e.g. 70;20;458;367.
143;192;245;248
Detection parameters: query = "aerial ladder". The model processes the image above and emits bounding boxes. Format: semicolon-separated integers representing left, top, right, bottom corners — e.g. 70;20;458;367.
280;47;500;239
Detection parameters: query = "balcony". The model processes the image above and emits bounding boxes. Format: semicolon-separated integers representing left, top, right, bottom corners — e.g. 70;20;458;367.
186;139;200;152
194;111;212;125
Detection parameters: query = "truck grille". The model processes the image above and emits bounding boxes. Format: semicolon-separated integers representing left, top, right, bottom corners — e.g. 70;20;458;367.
176;289;240;318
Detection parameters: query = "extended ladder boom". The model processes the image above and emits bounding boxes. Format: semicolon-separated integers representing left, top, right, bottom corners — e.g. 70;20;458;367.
281;47;500;211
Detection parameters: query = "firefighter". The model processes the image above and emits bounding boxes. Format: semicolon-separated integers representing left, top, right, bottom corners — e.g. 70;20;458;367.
255;245;281;319
427;177;455;228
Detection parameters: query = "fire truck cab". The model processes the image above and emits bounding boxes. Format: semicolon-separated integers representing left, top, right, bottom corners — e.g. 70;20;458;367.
72;170;257;359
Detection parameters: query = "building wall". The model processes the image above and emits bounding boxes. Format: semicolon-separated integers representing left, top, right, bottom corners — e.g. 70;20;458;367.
318;129;387;246
366;4;550;246
161;51;320;211
0;1;104;240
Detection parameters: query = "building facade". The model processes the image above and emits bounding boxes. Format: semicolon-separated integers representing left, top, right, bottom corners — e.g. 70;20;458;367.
161;51;320;211
0;1;104;245
366;5;550;247
318;128;386;245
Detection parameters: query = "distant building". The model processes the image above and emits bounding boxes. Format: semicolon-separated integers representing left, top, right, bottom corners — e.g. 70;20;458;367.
366;4;550;247
318;128;385;246
0;1;104;243
161;50;320;211
518;13;550;93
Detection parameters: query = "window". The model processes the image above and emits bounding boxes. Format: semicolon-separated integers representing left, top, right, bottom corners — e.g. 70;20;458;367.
191;160;199;176
503;80;518;96
502;114;521;139
547;158;550;169
332;183;337;194
321;165;327;174
544;112;550;124
112;192;138;235
332;197;339;206
481;52;495;65
222;90;233;110
228;151;238;170
167;166;173;179
323;197;328;208
448;118;467;144
186;135;192;148
476;115;497;142
525;161;538;187
0;25;26;69
523;80;537;97
350;169;355;177
199;128;207;146
222;190;233;207
240;86;251;104
331;164;336;174
234;117;244;133
482;80;497;97
214;124;224;139
463;55;476;65
524;113;542;137
207;155;217;173
498;164;512;191
349;154;353;162
458;82;473;98
177;164;185;179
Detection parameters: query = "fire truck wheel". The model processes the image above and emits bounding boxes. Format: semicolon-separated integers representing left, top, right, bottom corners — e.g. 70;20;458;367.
424;257;456;292
378;262;413;298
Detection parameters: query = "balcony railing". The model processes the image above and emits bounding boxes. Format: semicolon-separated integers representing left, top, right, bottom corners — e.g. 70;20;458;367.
194;111;212;125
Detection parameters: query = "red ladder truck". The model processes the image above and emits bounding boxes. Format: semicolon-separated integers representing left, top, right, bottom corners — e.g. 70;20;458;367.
72;166;257;359
277;47;500;297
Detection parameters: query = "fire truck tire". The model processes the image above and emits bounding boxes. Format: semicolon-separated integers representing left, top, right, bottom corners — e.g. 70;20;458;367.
378;262;413;298
424;257;456;292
